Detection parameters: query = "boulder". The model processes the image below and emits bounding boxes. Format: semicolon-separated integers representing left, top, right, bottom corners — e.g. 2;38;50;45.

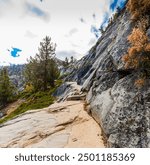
91;75;150;147
53;82;82;102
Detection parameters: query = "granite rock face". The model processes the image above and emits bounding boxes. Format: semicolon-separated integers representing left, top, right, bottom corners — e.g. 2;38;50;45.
90;75;150;147
67;10;133;85
53;82;82;102
66;8;150;147
0;101;104;148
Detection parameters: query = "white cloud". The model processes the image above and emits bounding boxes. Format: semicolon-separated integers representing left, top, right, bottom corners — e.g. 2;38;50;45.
25;30;38;39
25;2;50;22
0;0;118;64
69;28;78;36
88;38;97;46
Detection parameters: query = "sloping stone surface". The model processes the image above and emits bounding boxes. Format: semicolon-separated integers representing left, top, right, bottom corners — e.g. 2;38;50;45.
0;101;104;148
53;82;82;102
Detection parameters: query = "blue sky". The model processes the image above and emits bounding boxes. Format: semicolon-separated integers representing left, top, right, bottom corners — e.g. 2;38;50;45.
110;0;127;11
110;0;119;11
100;0;127;29
27;3;46;17
8;48;22;58
0;0;127;65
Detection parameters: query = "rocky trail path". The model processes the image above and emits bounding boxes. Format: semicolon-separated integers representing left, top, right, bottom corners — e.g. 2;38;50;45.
0;82;105;148
0;99;25;118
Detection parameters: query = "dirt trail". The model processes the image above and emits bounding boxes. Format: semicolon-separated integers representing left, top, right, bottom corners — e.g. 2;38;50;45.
1;99;25;117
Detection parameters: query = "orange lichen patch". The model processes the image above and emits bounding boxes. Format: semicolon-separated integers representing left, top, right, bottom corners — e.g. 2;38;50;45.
145;44;150;52
127;0;150;20
134;78;145;88
128;28;148;48
122;28;150;70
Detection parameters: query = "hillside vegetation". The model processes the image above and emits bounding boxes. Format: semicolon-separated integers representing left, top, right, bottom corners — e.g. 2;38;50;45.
122;0;150;87
0;36;62;123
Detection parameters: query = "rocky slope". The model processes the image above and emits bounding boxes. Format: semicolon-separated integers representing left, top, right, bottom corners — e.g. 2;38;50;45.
0;83;104;148
66;9;133;84
66;8;150;147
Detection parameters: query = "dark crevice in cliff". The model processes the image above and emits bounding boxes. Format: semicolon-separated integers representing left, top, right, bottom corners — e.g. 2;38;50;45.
117;69;133;78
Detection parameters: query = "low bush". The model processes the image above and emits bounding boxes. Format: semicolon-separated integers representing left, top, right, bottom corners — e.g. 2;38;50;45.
0;79;63;124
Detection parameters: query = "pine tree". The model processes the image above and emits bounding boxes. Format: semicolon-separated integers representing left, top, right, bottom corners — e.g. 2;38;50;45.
70;56;77;64
99;27;104;34
116;6;121;15
0;67;15;107
47;59;60;87
70;56;74;63
65;57;69;66
25;36;59;91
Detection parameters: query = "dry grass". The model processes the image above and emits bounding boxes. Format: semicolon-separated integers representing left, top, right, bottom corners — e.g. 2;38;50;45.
127;0;150;20
122;28;150;69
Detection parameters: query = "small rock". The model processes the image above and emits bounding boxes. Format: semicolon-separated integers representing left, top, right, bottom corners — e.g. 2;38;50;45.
72;138;78;142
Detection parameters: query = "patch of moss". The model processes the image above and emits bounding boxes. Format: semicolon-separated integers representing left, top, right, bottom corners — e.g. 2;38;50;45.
0;91;54;124
0;79;63;124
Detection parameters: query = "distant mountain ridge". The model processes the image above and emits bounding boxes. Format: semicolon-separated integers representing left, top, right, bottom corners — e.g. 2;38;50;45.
0;57;65;92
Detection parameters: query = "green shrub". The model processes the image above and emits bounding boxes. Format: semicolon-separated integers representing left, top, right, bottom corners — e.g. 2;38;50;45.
0;79;63;124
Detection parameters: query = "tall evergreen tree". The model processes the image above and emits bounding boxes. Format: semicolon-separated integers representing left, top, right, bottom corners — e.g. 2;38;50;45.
99;26;104;34
70;56;77;64
25;36;59;91
65;57;69;66
0;67;15;107
116;6;121;15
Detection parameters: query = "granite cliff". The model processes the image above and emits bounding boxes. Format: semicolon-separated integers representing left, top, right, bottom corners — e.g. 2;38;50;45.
65;6;150;147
